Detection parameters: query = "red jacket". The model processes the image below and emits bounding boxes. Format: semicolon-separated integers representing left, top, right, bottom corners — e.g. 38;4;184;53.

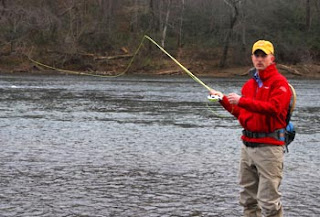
220;64;291;145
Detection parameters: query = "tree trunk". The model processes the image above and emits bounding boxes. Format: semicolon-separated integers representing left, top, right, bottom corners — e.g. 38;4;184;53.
1;0;6;15
149;0;154;31
131;0;139;32
100;0;114;34
177;0;185;48
240;0;247;64
219;0;239;68
161;0;171;48
159;0;163;34
305;0;311;32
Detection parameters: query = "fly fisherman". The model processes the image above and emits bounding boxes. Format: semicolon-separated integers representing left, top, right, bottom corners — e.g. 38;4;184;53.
210;40;291;217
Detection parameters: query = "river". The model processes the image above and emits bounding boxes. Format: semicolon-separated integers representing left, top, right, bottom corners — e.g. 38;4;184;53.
0;74;319;216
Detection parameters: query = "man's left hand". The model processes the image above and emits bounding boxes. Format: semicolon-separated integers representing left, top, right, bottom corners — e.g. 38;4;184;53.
227;93;241;105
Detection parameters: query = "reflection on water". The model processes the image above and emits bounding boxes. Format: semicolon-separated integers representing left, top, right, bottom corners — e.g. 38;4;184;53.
0;74;319;216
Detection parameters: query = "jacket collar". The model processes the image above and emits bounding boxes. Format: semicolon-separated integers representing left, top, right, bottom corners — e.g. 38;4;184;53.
258;63;278;81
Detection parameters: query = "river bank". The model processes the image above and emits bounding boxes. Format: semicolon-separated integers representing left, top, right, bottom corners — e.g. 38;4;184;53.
1;53;320;79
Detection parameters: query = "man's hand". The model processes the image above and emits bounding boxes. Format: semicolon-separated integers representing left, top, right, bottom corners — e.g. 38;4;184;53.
227;93;241;105
209;89;224;98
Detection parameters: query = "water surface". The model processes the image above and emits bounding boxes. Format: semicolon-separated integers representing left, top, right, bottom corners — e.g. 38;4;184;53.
0;74;319;216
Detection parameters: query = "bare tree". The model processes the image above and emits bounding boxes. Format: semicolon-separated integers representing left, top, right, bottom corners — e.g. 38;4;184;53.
177;0;185;48
131;0;139;32
219;0;240;68
0;0;6;16
161;0;171;48
0;0;319;69
237;0;248;64
306;0;311;32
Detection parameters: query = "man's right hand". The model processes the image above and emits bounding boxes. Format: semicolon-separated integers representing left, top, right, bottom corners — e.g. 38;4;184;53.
209;89;224;98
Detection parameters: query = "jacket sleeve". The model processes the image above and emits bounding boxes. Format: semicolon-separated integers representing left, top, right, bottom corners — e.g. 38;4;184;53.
237;80;291;116
220;96;240;118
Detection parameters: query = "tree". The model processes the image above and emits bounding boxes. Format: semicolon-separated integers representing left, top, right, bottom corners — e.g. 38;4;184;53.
161;0;171;48
219;0;240;68
177;0;185;48
306;0;311;32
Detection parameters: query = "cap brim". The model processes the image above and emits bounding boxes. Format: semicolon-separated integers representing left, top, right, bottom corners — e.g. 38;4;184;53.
253;48;270;55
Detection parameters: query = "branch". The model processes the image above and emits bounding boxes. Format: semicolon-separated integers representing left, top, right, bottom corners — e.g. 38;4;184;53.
277;64;302;76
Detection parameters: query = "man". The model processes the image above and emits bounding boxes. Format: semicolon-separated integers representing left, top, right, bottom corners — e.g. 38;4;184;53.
210;40;291;217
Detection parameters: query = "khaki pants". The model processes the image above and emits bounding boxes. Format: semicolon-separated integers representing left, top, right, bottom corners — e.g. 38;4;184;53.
239;144;284;217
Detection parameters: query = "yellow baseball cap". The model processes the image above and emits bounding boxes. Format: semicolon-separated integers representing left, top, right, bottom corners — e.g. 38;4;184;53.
252;40;274;55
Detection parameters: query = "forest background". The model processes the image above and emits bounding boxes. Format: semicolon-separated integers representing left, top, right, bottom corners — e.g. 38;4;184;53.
1;0;320;78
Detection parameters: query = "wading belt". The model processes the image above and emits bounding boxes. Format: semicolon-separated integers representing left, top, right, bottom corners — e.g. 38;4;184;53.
242;129;285;141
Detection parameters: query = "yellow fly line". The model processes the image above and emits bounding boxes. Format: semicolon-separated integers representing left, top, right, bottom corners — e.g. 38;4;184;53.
29;35;213;91
28;36;147;78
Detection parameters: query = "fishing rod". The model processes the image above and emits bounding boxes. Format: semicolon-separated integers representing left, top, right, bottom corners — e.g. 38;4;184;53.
28;35;222;101
143;35;221;102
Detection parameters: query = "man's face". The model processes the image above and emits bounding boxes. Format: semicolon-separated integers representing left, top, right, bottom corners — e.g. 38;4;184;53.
251;50;274;70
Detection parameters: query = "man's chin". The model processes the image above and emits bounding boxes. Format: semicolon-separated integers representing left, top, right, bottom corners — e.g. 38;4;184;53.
255;66;266;70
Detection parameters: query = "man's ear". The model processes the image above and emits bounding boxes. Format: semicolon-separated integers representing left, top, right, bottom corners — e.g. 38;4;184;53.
271;56;275;62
